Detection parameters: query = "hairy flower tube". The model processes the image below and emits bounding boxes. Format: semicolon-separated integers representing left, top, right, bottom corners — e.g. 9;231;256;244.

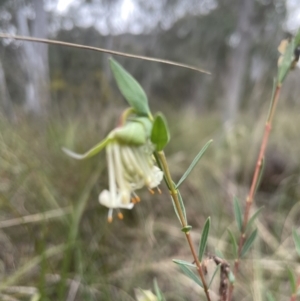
63;118;163;222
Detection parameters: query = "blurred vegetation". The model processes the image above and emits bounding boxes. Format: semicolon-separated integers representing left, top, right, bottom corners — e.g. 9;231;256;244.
0;0;300;300
1;98;300;299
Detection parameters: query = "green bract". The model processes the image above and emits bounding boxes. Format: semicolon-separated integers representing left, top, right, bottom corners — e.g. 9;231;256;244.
63;119;152;160
129;116;154;139
151;113;170;151
109;58;150;116
277;39;295;84
113;122;148;145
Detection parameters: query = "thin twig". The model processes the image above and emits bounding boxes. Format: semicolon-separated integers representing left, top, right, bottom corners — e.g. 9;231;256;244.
0;33;210;75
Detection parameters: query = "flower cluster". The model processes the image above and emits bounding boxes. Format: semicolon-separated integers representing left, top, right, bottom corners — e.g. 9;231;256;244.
63;119;163;222
99;138;163;222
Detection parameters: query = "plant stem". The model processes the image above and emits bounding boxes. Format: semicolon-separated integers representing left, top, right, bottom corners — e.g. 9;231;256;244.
157;151;211;301
227;84;282;301
289;275;300;301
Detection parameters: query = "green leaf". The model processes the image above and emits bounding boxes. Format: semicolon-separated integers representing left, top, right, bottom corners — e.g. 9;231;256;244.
227;229;238;258
62;137;110;160
241;229;258;258
277;38;295;84
294;29;300;47
292;229;300;256
151;113;170;151
266;291;276;301
174;261;203;288
287;267;296;294
153;278;166;301
171;189;187;226
109;58;150;115
181;225;192;233
198;217;210;261
172;259;196;268
233;197;243;233
208;264;221;289
176;140;212;189
245;207;264;232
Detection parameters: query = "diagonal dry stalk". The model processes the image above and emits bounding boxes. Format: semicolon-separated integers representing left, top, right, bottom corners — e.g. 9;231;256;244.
158;150;212;301
0;33;210;75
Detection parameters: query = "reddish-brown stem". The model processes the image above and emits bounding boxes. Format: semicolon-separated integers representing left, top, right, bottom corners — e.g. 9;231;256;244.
289;275;300;301
185;232;211;300
227;85;282;301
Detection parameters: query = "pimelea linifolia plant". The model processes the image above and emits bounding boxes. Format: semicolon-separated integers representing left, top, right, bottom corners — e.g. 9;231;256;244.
1;28;300;301
63;30;300;301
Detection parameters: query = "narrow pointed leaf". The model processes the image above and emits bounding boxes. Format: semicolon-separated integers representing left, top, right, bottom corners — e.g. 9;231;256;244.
227;229;238;258
176;140;212;188
109;58;150;115
62;137;110;160
245;206;264;232
153;278;166;301
277;38;295;83
233;197;243;233
208;264;221;289
292;229;300;256
151;113;170;151
174;261;203;287
198;217;210;261
241;229;258;258
170;189;187;226
172;259;196;268
287;267;296;293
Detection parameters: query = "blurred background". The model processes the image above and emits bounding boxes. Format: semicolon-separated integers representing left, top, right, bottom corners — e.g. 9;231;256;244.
0;0;300;300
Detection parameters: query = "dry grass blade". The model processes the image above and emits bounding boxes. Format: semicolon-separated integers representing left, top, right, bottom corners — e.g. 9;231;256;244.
0;207;72;229
0;33;211;75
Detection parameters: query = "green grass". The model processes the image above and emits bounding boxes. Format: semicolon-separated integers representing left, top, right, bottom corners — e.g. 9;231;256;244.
0;104;300;300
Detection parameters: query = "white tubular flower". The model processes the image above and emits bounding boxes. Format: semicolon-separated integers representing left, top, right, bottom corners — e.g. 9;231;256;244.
63;117;163;223
99;139;163;222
